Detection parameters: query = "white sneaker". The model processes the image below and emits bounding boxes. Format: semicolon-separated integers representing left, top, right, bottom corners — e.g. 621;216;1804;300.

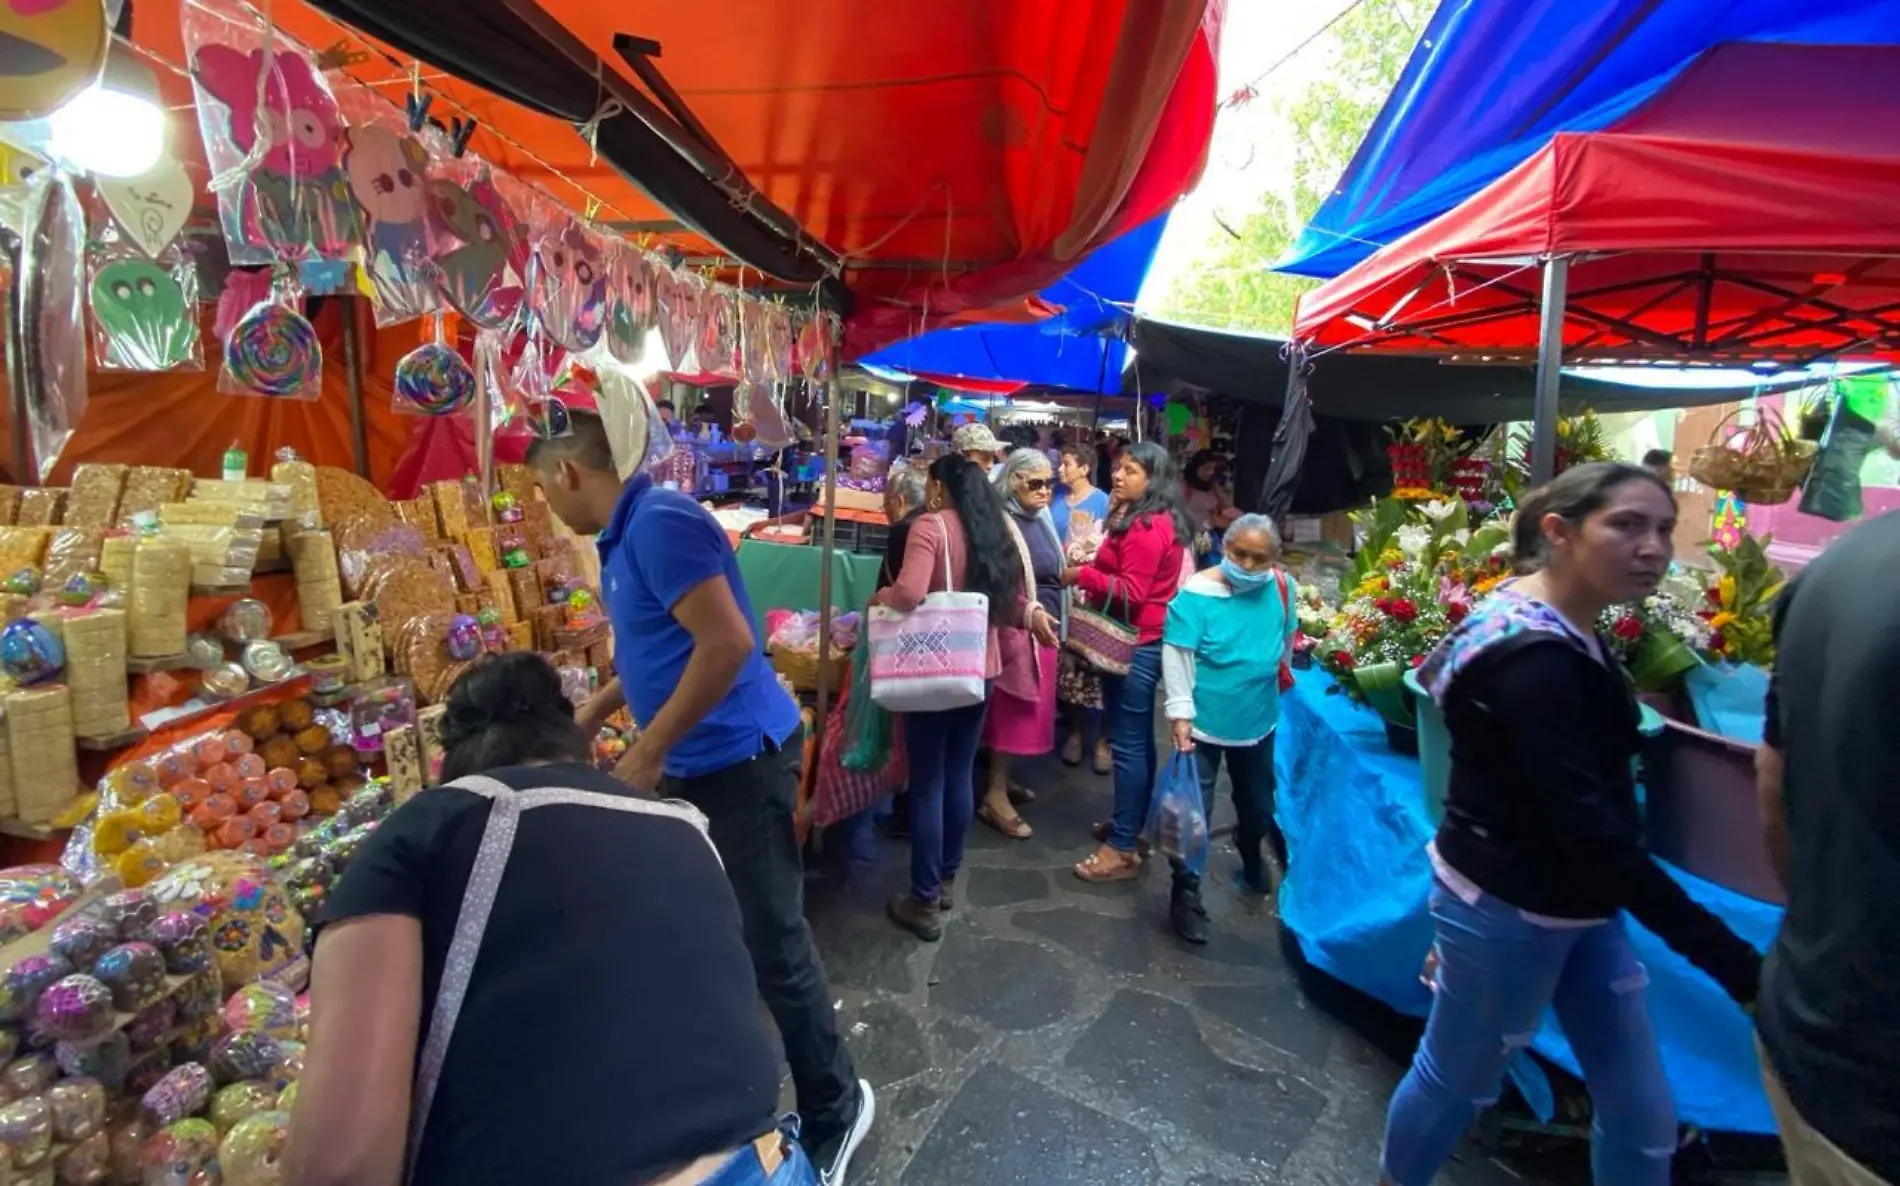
814;1079;876;1186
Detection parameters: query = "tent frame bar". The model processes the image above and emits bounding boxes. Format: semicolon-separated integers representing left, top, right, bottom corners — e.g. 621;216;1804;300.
1528;257;1569;486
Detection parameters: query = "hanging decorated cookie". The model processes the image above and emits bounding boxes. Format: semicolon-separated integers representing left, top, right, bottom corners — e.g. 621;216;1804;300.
604;243;657;366
426;164;525;329
697;286;740;378
0;0;106;120
345;122;438;325
797;310;836;383
656;267;702;369
188;44;359;264
529;216;607;354
90;255;199;370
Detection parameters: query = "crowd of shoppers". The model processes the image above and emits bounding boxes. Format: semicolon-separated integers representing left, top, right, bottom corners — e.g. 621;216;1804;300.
299;395;1885;1186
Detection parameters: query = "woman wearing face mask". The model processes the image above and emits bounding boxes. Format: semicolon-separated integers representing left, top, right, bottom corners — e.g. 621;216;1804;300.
1063;441;1192;883
976;450;1065;839
1159;514;1295;944
1379;463;1763;1186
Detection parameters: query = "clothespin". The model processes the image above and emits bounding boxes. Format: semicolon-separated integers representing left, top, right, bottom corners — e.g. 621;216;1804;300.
404;92;433;134
450;118;478;158
584;197;602;225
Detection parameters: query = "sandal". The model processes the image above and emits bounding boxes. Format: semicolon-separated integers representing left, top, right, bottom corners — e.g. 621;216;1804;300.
977;801;1033;840
1074;845;1142;883
1090;820;1150;858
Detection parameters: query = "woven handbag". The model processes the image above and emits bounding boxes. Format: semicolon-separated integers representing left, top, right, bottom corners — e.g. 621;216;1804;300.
867;516;990;713
1066;581;1137;676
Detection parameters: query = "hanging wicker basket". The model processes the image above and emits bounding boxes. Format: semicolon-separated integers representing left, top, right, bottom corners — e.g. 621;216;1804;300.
1688;407;1817;505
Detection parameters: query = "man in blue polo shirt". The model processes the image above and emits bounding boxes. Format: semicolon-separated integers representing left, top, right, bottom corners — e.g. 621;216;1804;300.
529;412;874;1185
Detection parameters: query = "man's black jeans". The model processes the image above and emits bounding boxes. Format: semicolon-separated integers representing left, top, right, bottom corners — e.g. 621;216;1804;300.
663;730;858;1141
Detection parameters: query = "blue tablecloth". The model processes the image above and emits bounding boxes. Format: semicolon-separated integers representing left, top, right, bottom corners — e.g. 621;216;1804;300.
1274;668;1783;1135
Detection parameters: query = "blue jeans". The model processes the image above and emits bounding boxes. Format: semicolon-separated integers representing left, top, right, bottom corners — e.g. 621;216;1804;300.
904;699;987;902
1382;880;1677;1186
699;1126;820;1185
1101;641;1163;852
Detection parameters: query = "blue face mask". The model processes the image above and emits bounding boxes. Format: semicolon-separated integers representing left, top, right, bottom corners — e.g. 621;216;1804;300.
1221;558;1271;592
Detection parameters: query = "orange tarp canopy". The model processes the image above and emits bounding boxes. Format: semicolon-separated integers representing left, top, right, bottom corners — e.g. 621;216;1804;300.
126;0;1221;354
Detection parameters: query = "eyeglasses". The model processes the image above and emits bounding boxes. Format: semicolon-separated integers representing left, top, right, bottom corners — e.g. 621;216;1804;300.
1021;478;1052;492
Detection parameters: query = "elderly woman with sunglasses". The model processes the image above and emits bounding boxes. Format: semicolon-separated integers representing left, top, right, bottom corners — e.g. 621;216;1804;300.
975;448;1066;838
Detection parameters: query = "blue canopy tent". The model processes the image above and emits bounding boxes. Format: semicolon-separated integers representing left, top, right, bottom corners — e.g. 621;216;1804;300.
1278;0;1900;279
861;215;1167;394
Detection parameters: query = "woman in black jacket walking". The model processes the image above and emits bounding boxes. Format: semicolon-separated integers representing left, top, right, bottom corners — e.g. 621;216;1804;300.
1379;463;1762;1186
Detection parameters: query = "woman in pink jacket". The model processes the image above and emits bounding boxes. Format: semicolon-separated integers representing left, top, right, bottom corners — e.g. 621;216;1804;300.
1064;441;1192;884
872;455;1056;941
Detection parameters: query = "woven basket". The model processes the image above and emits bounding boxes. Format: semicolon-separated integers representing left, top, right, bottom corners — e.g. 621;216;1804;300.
770;647;849;694
1688;407;1816;505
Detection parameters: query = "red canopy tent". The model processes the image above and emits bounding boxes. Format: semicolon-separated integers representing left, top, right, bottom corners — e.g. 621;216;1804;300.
1290;41;1900;479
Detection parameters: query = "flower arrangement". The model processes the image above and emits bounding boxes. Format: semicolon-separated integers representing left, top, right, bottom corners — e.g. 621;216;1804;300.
1699;530;1785;667
1599;572;1715;693
1319;496;1511;721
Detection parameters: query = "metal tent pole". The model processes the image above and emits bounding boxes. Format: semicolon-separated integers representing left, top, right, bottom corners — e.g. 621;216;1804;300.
1528;257;1571;485
342;301;371;478
813;378;842;728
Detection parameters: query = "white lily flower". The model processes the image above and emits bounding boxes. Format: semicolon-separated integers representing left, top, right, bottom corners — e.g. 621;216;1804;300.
1419;499;1461;523
1396;524;1432;559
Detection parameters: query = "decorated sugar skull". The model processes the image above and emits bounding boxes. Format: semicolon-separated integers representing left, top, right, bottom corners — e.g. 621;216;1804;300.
5;566;39;595
143;1116;220;1186
531;218;608;353
606;244;656;366
149;852;308;992
445;614;483;662
220;1109;291;1186
0;864;80;933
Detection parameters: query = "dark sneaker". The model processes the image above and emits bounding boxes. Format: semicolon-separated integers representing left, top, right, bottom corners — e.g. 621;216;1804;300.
807;1079;877;1186
1238;849;1273;896
1170;883;1210;945
887;893;942;942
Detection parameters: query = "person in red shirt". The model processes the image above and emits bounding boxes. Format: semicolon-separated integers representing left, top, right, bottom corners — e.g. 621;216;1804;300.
1064;441;1192;887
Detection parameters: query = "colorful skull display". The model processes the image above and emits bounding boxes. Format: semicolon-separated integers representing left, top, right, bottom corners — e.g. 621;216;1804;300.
149;853;308;992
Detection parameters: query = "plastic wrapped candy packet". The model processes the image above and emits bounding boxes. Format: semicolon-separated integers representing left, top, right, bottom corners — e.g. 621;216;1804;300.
526;208;609;355
183;0;359;266
87;248;202;372
334;84;442;328
424;153;529;330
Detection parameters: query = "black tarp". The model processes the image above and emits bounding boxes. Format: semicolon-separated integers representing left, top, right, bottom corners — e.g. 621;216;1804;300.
1124;319;1788;421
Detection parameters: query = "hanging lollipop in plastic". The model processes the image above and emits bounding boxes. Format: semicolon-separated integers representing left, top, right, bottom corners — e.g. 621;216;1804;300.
763;303;795;383
748;382;797;450
425;162;525;329
393;341;476;416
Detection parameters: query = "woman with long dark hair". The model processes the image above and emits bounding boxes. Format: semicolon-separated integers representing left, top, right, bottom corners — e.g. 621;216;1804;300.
872;454;1055;940
1063;441;1191;883
1380;464;1762;1186
1182;450;1239;533
288;653;818;1186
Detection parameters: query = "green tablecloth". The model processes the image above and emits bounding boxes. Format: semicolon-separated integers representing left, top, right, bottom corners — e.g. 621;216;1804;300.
734;541;882;635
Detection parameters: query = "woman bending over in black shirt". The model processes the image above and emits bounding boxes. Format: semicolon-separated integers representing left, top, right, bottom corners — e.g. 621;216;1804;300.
285;653;815;1186
1379;463;1762;1186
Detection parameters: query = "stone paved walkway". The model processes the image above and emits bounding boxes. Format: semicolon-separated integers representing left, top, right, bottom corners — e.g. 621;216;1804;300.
800;757;1561;1186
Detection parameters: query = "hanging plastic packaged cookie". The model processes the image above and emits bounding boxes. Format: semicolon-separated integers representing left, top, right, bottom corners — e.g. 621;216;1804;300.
797;308;838;384
87;245;203;372
655;264;703;371
183;0;361;265
19;170;89;481
602;241;657;367
336;84;442;327
219;274;323;400
424;152;529;330
526;207;608;354
697;284;741;378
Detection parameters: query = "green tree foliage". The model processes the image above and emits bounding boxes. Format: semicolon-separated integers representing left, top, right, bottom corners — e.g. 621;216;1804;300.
1158;0;1434;334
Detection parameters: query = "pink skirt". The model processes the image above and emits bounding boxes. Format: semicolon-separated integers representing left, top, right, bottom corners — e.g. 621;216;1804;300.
984;643;1059;756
